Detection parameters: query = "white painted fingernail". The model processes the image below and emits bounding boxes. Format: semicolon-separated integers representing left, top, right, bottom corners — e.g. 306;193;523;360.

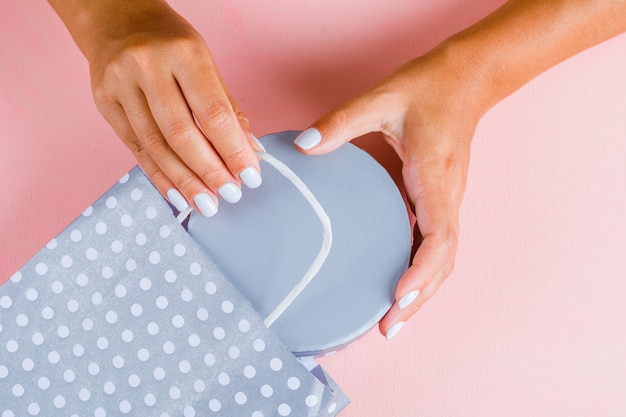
218;183;242;204
386;321;405;341
294;128;321;150
240;167;262;189
194;193;218;217
398;290;420;310
167;188;189;212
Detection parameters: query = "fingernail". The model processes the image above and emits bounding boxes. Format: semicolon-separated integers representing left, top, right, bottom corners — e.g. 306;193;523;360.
218;183;242;204
294;128;321;150
251;134;266;153
386;321;405;341
398;290;420;310
167;188;189;212
194;193;218;217
240;167;262;189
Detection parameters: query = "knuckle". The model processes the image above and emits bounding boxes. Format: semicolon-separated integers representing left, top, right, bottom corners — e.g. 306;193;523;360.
325;107;349;134
198;164;224;186
198;99;233;133
142;131;167;155
223;146;248;164
174;173;197;191
163;120;196;147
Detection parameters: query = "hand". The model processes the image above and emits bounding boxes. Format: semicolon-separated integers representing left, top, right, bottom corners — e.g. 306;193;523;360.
57;1;262;216
293;43;490;339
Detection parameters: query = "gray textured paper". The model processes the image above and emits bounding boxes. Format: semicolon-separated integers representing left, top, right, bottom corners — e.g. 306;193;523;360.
0;167;348;417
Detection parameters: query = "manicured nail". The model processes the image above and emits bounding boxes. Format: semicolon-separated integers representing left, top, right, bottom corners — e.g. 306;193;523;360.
218;183;242;204
294;128;321;150
386;321;405;341
167;188;189;212
194;193;218;217
240;167;262;189
398;290;420;310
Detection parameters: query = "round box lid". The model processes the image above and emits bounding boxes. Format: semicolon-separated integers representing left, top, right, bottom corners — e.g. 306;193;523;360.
187;131;411;356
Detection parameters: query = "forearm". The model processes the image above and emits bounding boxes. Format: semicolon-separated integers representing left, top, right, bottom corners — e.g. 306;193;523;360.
442;0;626;113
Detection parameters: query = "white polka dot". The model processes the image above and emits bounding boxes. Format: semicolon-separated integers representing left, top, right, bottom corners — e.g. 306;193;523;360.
260;384;273;398
172;315;185;328
47;351;60;364
173;243;186;256
22;358;34;371
153;367;165;381
218;372;230;386
147;322;159;335
60;255;73;268
46;239;57;250
92;292;103;305
100;266;113;279
32;332;44;345
159;225;171;238
82;318;94;331
191;379;205;393
97;337;109;350
252;412;264;417
221;300;234;314
119;400;131;413
16;314;28;327
228;346;240;359
0;366;8;379
137;348;150;361
86;247;98;260
57;325;70;338
119;173;130;183
94;407;106;417
111;240;123;253
112;355;125;369
115;284;127;298
208;399;221;412
9;271;22;283
35;263;48;276
95;221;108;235
188;333;201;347
41;306;54;320
139;277;152;290
76;273;89;286
183;406;196;417
121;329;134;342
135;233;147;246
146;206;157;219
244;365;256;379
197;308;209;321
253;338;266;352
156;296;168;309
181;288;193;302
37;377;50;390
63;369;76;383
328;403;337;413
144;393;156;407
125;258;136;271
179;360;191;374
189;263;201;276
25;288;38;301
234;392;247;405
82;205;93;216
270;358;283;371
205;282;217;295
106;311;118;324
128;374;141;388
27;403;39;416
131;302;143;317
53;395;66;408
2;411;14;417
72;344;85;357
278;404;291;416
213;327;225;340
238;319;251;333
88;363;100;376
288;377;301;390
51;281;64;294
149;251;161;264
70;229;82;242
164;270;177;283
103;381;116;394
79;388;91;401
163;341;175;354
169;386;181;399
106;196;117;208
6;339;18;352
131;188;143;201
204;353;216;366
0;296;12;309
67;299;79;313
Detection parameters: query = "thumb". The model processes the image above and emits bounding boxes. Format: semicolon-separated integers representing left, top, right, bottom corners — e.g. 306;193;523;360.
293;93;391;155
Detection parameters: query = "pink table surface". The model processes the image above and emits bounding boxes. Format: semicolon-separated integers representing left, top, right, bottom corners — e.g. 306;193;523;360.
2;1;626;416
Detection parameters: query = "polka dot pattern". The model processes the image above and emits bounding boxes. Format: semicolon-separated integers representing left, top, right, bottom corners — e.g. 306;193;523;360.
0;167;346;417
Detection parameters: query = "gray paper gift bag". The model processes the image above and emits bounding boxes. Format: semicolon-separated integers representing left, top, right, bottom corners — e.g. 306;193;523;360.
0;166;349;417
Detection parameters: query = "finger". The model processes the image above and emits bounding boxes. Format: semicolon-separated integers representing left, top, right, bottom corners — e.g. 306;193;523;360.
119;89;220;217
174;59;262;189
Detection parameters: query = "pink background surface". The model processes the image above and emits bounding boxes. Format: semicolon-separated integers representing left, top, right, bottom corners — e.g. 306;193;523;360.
2;1;626;416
